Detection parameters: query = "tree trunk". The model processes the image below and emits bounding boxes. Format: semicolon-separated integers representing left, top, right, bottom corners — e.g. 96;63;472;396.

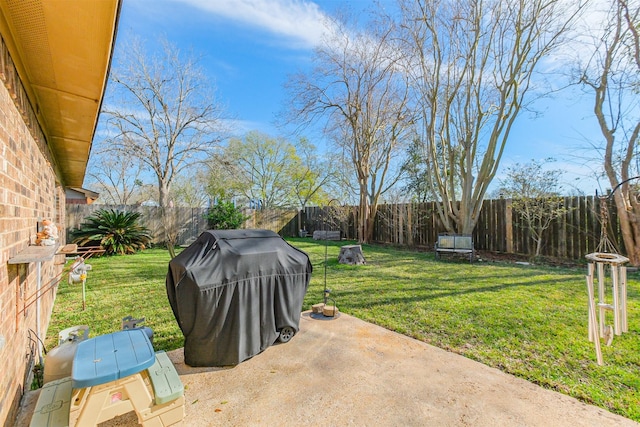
535;236;543;258
167;241;176;258
158;179;170;210
613;190;640;266
358;179;369;243
365;204;377;244
158;180;177;258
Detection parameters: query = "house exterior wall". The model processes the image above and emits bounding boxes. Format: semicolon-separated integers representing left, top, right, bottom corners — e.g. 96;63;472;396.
65;189;90;205
0;38;65;426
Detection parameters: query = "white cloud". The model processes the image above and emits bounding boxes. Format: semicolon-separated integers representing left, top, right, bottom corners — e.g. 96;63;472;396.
173;0;331;48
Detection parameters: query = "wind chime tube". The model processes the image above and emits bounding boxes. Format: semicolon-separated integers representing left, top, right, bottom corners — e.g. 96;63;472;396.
611;265;621;335
586;263;595;343
621;266;628;333
597;262;606;336
585;269;603;365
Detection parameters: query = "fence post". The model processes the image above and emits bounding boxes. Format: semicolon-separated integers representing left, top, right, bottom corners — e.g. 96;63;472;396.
505;198;513;253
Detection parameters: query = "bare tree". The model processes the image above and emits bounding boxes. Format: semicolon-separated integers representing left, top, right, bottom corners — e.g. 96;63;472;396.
398;0;581;234
171;168;210;207
102;37;227;257
321;151;359;206
287;15;413;243
578;0;640;265
400;135;434;203
498;159;574;258
85;147;145;205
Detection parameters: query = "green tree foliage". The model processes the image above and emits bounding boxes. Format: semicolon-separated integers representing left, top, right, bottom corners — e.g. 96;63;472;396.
498;159;573;258
213;131;331;209
71;209;152;255
224;131;296;208
289;137;333;209
205;200;249;229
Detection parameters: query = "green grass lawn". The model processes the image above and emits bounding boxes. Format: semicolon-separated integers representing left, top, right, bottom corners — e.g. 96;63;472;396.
46;239;640;421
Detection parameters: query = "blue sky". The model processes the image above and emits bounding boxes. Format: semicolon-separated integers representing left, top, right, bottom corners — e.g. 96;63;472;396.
110;0;607;195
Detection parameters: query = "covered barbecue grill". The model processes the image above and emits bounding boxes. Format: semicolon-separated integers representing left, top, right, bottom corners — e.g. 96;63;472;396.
166;229;312;366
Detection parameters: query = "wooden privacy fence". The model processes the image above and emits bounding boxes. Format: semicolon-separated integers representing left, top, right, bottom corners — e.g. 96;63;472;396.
242;208;299;236
67;196;622;261
66;205;299;245
295;196;622;261
66;204;210;246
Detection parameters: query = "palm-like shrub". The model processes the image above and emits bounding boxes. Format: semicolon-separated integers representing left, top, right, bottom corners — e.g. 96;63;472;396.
71;209;152;255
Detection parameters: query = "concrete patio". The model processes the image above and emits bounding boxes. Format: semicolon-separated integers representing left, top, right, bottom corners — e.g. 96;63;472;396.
14;312;638;426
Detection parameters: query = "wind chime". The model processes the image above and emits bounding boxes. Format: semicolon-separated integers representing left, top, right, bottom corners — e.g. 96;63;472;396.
584;195;629;365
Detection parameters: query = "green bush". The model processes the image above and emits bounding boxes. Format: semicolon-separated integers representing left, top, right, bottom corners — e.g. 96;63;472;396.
71;209;152;255
205;200;249;229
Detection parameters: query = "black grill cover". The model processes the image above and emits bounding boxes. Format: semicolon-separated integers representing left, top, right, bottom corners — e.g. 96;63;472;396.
166;229;312;366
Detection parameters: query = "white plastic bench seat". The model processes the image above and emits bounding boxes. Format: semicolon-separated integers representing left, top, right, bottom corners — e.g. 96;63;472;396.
148;351;184;405
139;351;186;426
29;377;72;427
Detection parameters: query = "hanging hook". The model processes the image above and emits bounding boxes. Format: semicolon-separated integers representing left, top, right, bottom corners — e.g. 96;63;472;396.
607;176;640;200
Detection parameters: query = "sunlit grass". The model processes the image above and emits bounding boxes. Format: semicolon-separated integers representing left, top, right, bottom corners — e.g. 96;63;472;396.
46;240;640;421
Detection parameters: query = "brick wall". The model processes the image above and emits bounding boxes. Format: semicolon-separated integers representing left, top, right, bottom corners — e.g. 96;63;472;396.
0;38;65;426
